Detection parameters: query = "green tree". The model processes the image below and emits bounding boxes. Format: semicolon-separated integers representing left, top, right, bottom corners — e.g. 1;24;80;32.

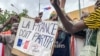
19;9;28;17
0;8;30;31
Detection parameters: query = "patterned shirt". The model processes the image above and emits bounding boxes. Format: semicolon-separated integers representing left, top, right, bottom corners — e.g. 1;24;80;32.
84;9;100;29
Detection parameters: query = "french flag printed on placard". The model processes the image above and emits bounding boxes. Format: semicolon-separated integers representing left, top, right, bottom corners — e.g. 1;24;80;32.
23;40;30;49
17;38;23;47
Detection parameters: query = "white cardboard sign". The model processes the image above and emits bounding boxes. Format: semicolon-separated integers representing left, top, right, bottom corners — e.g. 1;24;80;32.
13;18;58;56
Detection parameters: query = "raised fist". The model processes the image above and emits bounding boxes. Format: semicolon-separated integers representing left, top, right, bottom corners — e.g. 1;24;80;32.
50;0;59;6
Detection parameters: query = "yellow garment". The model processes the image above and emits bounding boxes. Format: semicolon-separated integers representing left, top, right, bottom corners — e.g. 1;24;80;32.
84;9;100;29
50;11;57;18
84;8;100;56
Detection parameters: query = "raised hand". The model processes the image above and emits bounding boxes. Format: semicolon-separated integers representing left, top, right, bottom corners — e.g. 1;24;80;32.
35;17;41;23
50;0;59;6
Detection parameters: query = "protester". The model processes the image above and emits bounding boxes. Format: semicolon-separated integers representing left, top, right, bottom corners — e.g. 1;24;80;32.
50;0;100;33
0;15;20;56
50;0;100;55
48;0;71;56
49;10;71;56
67;12;88;56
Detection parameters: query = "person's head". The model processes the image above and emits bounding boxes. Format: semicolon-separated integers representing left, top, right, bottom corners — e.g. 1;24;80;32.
10;15;20;34
11;23;19;34
95;0;100;10
10;15;20;24
49;11;58;21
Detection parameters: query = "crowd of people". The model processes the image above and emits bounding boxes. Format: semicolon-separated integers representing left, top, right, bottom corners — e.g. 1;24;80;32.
0;0;100;56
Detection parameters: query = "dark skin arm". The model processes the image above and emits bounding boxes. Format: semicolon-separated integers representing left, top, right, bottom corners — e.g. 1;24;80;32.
50;0;87;33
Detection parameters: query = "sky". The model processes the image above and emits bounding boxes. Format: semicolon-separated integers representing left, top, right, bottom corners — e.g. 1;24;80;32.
0;0;96;20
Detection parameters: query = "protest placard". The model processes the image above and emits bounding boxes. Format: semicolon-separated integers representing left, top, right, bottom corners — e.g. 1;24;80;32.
13;17;58;56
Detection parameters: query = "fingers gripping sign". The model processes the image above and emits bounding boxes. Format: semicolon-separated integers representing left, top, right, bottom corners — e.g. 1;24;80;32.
35;17;41;23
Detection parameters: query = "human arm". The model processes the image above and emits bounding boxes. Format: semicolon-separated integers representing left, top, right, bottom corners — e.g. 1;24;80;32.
50;0;87;33
35;17;42;23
